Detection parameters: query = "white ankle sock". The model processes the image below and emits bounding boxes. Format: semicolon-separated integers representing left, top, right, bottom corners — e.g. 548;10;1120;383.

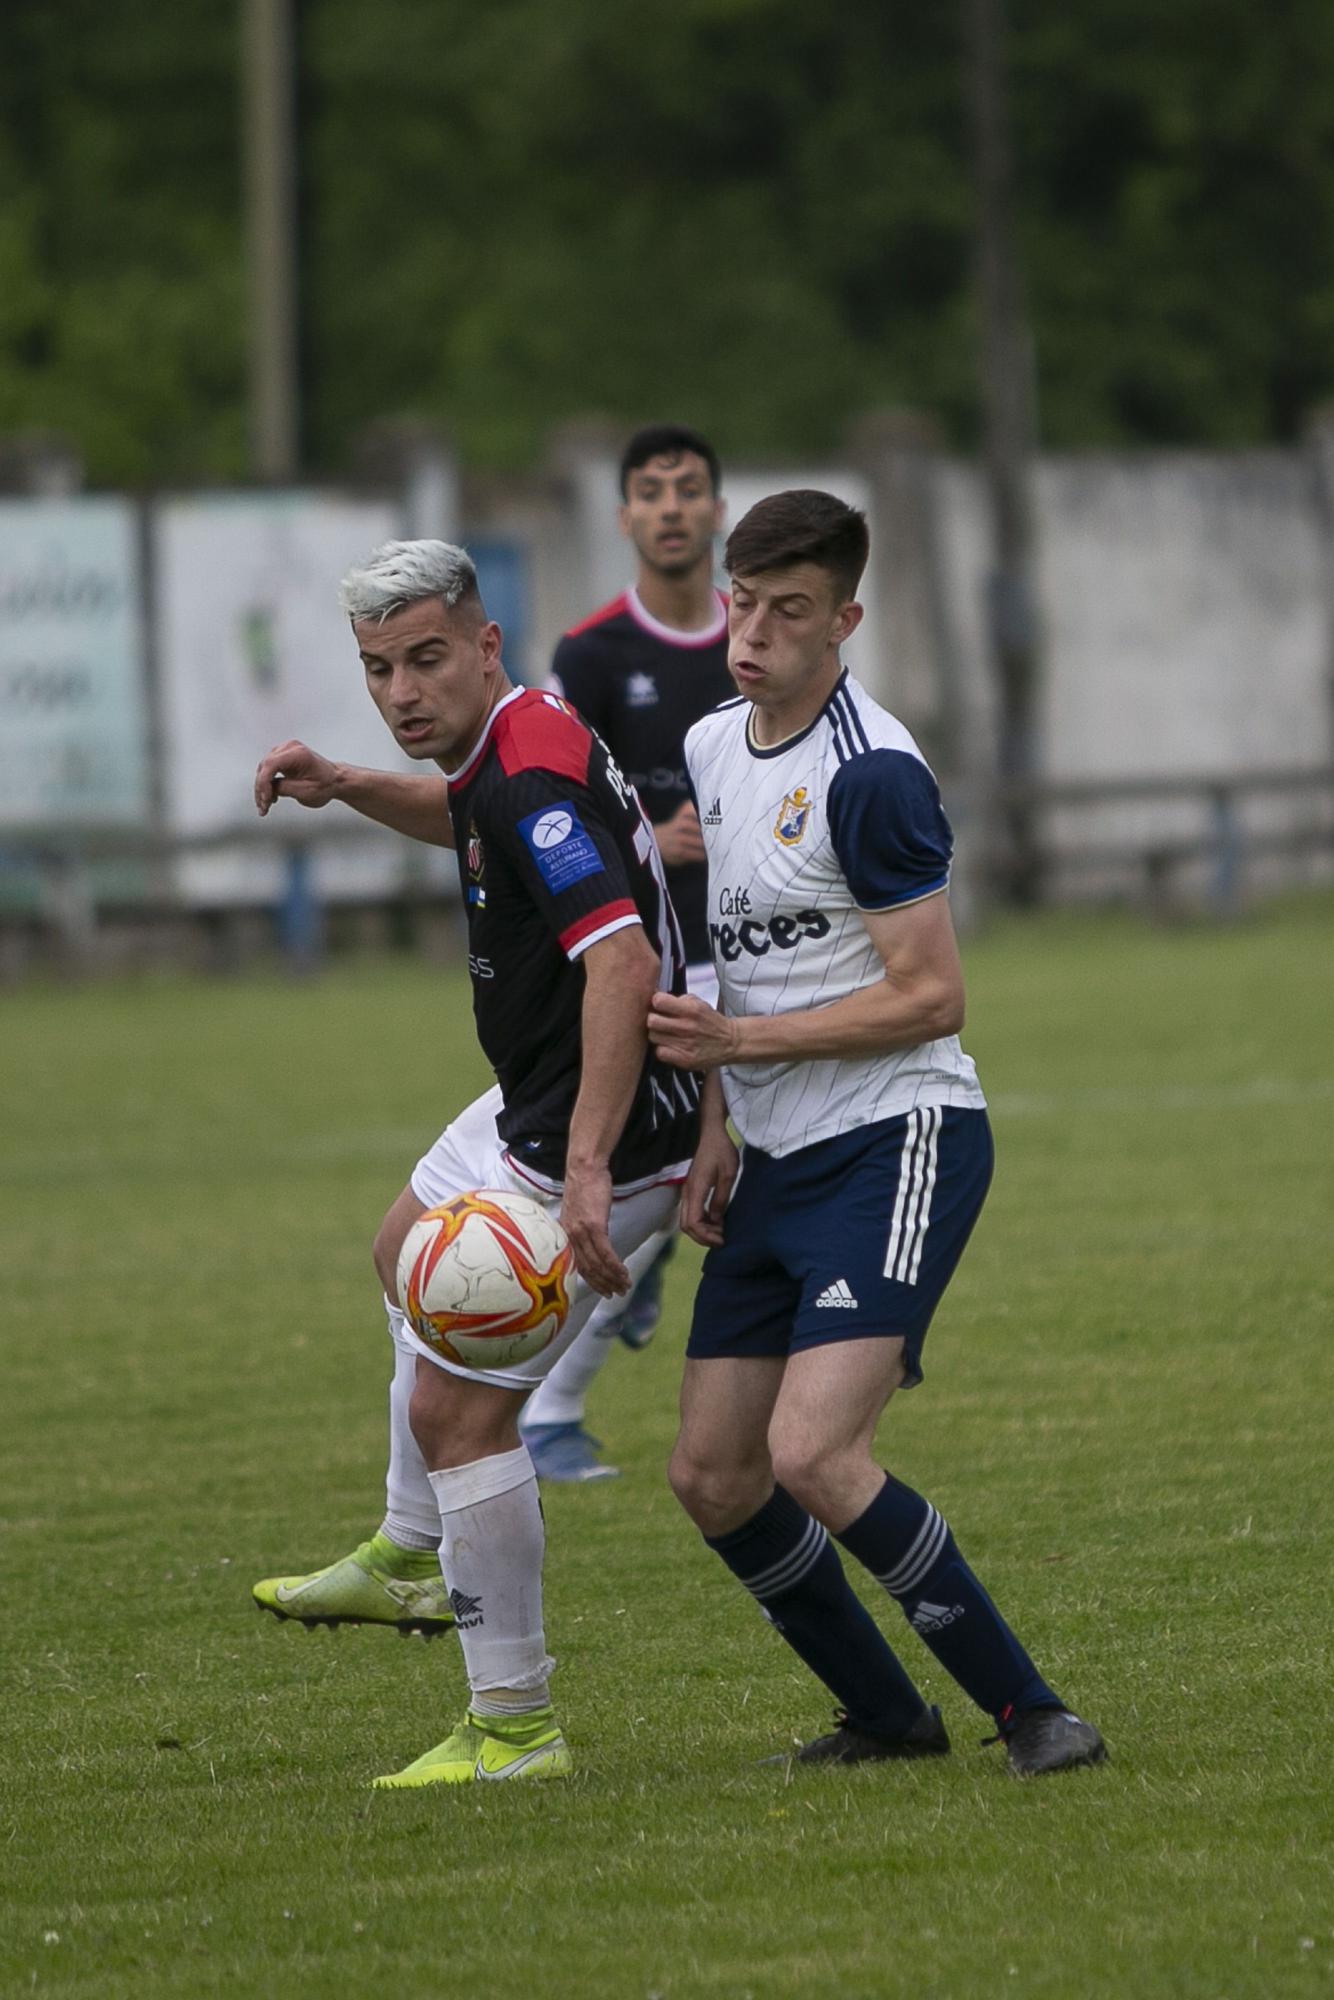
428;1447;554;1700
382;1297;442;1551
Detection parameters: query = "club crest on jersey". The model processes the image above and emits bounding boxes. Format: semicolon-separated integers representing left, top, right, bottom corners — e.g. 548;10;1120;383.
466;824;486;907
773;786;813;846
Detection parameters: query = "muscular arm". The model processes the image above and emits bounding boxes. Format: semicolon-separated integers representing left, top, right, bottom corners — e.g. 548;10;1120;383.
254;739;454;847
560;923;664;1294
648;891;965;1070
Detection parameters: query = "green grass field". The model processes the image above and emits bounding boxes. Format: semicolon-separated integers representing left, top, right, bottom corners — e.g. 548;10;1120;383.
2;897;1332;1999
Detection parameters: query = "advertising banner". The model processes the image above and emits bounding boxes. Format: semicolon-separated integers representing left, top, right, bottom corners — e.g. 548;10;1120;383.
154;493;454;903
0;499;148;829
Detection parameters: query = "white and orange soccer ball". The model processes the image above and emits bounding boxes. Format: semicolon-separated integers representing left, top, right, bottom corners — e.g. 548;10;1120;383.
397;1189;575;1370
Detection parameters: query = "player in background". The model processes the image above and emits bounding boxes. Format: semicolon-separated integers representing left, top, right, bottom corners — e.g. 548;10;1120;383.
648;491;1106;1778
520;423;734;1482
251;540;698;1788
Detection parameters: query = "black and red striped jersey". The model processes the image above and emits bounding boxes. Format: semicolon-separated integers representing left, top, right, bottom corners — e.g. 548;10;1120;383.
446;685;699;1190
549;588;733;966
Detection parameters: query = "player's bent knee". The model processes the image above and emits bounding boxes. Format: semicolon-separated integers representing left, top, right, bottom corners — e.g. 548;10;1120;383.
668;1444;768;1536
408;1366;523;1471
768;1443;851;1523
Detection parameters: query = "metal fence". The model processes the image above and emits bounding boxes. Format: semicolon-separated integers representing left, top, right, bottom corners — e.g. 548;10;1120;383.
4;764;1330;980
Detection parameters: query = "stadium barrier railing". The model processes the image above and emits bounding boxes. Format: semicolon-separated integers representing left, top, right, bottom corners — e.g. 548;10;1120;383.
2;764;1332;975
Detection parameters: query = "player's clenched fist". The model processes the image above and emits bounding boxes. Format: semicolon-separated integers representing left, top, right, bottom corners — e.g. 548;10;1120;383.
647;990;741;1071
254;740;341;816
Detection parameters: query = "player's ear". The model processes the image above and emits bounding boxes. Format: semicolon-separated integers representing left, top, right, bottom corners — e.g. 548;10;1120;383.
480;620;504;667
616;502;632;542
832;600;864;646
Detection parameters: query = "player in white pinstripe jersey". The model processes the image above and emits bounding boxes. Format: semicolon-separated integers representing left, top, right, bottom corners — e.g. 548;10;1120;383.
649;490;1104;1778
683;669;986;1163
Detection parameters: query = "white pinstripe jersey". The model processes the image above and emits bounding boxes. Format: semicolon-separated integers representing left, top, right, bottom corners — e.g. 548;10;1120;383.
684;670;986;1157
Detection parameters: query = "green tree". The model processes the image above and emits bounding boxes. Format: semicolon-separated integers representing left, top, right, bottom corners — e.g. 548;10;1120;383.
3;0;1334;483
0;0;246;484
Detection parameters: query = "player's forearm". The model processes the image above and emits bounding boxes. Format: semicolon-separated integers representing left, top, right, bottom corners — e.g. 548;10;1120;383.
331;766;454;847
697;1067;729;1134
729;972;964;1064
566;932;661;1170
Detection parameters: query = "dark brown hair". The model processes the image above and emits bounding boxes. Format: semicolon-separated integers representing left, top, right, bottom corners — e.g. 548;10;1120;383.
619;424;721;497
724;489;869;602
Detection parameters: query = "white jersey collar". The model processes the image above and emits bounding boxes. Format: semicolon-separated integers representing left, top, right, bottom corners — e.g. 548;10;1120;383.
444;684;527;786
625;585;728;650
743;666;850;760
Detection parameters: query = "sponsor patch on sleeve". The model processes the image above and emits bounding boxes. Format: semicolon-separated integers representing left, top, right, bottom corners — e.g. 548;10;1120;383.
517;801;605;893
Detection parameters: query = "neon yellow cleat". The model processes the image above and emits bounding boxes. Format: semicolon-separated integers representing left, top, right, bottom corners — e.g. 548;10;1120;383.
252;1536;454;1637
372;1709;572;1789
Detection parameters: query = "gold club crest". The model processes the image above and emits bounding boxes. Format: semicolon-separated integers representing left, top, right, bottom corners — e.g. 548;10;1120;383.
773;786;813;845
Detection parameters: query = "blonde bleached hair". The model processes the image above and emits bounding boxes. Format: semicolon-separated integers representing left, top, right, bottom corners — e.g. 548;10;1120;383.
338;540;482;624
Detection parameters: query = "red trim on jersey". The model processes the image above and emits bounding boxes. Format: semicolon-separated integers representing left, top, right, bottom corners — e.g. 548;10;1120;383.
559;901;637;956
494;689;594;788
563;593;629;640
443;685;526;792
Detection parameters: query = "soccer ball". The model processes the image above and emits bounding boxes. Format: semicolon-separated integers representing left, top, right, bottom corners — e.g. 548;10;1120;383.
397;1189;575;1370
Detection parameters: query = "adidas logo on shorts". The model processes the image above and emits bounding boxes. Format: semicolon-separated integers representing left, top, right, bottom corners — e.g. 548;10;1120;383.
814;1279;859;1310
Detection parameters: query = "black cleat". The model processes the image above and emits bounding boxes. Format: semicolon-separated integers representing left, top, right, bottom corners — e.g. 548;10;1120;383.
793;1704;951;1765
993;1706;1107;1777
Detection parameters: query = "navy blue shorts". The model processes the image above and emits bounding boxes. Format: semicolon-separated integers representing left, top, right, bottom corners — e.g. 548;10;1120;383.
687;1108;993;1388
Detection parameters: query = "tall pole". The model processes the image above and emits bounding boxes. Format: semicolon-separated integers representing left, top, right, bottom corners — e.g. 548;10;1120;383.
966;0;1042;902
241;0;299;480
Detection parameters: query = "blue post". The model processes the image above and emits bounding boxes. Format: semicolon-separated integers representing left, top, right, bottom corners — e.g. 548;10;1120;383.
1209;786;1242;918
280;844;324;970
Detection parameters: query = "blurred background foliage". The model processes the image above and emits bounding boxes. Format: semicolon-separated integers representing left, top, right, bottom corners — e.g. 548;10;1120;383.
2;0;1333;485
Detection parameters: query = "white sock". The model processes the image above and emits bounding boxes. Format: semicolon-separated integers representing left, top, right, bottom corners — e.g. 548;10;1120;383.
428;1447;554;1702
381;1298;442;1551
520;1310;620;1429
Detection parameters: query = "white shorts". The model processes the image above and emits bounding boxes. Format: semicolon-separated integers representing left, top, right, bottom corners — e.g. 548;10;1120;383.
407;1085;684;1390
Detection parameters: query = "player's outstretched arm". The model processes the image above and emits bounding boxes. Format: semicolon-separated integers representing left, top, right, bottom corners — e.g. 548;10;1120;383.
561;925;662;1297
679;1072;738;1248
254;739;454;847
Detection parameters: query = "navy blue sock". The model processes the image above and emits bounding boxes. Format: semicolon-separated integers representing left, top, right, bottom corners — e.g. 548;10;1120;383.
706;1486;927;1738
836;1474;1059;1724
